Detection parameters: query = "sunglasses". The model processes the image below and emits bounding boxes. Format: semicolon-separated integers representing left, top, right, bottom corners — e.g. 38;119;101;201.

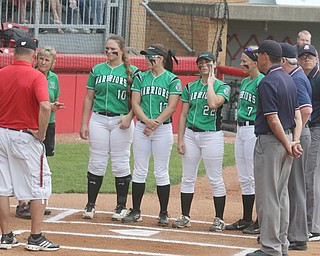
299;54;316;60
145;55;162;60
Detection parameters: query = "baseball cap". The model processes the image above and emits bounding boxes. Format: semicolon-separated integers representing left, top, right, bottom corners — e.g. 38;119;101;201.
298;44;317;57
252;40;282;58
140;45;167;58
15;37;37;51
196;52;216;63
279;42;296;58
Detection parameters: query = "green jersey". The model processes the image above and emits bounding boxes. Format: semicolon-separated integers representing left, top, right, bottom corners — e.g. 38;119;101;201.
87;62;140;114
181;78;230;131
131;70;182;123
47;71;60;123
237;73;264;122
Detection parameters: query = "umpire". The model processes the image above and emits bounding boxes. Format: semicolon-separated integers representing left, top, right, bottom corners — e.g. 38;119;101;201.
246;40;303;256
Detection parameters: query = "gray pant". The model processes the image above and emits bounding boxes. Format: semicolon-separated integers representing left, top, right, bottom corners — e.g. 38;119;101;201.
306;127;320;233
288;127;310;242
254;134;293;256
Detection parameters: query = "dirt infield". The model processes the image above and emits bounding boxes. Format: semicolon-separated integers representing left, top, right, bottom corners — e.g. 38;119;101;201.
3;133;319;255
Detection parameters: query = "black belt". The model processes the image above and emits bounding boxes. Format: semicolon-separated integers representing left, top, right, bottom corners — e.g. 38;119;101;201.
140;121;172;125
238;121;255;126
188;127;213;132
0;126;32;135
96;112;121;117
309;122;320;128
256;129;292;136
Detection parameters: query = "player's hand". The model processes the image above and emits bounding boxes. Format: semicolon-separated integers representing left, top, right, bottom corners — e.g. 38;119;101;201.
27;129;45;142
118;115;131;129
80;126;89;140
207;64;216;86
145;118;160;130
143;127;153;136
177;141;185;155
52;102;66;112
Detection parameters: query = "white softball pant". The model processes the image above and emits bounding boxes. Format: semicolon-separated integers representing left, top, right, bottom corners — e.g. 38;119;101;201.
88;112;134;177
180;128;226;197
235;125;256;195
132;121;173;186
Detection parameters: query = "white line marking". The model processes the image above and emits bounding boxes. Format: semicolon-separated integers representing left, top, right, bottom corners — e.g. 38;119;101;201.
17;242;183;256
233;249;256;256
45;209;79;222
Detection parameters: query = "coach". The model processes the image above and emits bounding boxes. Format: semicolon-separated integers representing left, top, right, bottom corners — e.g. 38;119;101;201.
0;37;59;251
246;40;302;256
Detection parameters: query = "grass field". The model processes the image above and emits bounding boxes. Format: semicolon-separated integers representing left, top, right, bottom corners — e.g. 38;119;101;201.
48;142;235;194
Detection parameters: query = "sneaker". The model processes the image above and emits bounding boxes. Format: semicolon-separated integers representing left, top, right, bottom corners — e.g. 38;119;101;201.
309;232;320;241
209;217;225;232
172;215;191;228
243;220;260;234
16;202;31;219
82;203;95;219
64;28;79;33
246;249;270;256
289;241;307;250
25;233;60;251
158;211;170;226
225;219;253;231
83;28;91;34
121;208;142;223
44;209;51;215
112;205;128;221
0;232;19;249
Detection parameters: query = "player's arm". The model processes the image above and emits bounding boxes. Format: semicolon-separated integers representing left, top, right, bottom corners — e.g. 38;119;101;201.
80;89;95;140
155;94;180;124
33;101;51;141
177;102;189;155
51;98;66;112
207;72;225;109
300;106;312;127
118;109;134;130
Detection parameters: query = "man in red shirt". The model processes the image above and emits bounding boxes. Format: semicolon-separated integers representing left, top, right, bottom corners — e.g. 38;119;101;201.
0;37;60;251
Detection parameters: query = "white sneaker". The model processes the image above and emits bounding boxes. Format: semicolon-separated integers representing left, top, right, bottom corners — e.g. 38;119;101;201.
209;217;225;232
64;28;79;33
83;28;91;34
112;206;128;221
82;203;95;219
172;215;191;228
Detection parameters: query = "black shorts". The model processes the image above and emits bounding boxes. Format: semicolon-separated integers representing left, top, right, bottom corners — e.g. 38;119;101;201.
43;123;56;157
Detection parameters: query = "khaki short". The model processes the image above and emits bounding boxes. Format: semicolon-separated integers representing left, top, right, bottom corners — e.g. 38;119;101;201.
0;128;52;200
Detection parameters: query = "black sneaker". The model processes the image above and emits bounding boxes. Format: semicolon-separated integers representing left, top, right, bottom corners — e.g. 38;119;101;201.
158;211;170;226
289;241;307;250
82;203;95;219
122;208;142;223
44;209;52;215
16;202;31;219
225;219;253;230
309;232;320;241
243;220;260;234
112;205;128;221
25;233;60;251
0;232;19;249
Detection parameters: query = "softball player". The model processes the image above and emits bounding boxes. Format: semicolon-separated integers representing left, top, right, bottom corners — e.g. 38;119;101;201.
225;47;264;232
80;35;140;220
122;44;182;226
172;52;230;231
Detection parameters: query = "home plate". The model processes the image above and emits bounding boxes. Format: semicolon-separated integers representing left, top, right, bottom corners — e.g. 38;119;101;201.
110;229;159;237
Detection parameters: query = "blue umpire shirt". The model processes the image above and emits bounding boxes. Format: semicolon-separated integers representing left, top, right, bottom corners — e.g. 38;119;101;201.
255;65;299;135
306;66;320;124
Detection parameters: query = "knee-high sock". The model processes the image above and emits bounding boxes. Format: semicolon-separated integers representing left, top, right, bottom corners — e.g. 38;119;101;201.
213;195;226;220
242;194;255;222
157;184;170;213
132;182;145;211
181;192;194;218
115;174;131;208
87;172;103;205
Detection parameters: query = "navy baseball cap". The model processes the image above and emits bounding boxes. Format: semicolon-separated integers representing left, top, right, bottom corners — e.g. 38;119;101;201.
253;40;282;58
15;37;37;51
279;43;296;58
140;45;167;58
298;44;317;57
196;52;216;63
